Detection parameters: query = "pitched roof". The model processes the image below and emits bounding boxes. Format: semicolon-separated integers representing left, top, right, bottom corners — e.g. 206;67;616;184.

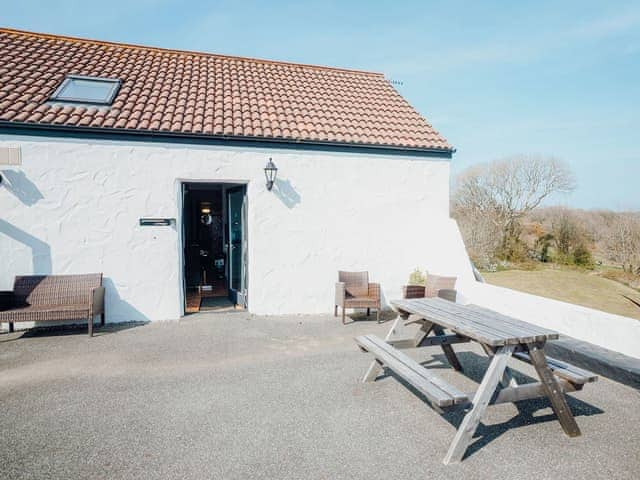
0;28;451;152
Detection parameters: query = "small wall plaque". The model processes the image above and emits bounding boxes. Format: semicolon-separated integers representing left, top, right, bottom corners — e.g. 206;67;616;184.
0;146;21;165
139;218;175;226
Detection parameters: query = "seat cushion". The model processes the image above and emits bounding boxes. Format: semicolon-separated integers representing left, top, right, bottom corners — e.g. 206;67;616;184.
344;297;378;308
0;304;91;323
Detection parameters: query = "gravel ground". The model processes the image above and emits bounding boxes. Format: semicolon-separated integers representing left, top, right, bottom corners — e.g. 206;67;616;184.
1;313;639;480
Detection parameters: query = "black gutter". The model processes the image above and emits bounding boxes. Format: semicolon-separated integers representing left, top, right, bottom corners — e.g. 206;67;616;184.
0;121;455;159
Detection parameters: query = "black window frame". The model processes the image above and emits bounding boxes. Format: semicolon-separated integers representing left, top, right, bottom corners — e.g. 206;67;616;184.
49;74;121;106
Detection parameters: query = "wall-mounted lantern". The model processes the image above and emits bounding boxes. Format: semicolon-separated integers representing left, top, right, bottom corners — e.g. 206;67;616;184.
264;158;278;191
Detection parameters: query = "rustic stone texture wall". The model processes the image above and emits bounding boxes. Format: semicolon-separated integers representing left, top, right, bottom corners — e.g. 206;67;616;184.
0;135;473;321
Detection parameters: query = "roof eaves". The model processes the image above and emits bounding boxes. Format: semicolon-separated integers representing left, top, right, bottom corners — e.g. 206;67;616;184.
0;120;455;157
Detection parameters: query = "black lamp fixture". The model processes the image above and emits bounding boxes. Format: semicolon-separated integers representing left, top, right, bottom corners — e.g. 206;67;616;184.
264;157;278;191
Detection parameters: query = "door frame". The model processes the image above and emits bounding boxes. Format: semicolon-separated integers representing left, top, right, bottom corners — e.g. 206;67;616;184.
176;180;249;316
226;184;248;308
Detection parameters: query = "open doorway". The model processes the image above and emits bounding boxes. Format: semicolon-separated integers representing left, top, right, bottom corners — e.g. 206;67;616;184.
181;182;247;313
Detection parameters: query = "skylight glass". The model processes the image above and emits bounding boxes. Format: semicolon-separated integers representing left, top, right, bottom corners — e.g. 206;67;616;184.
50;75;121;105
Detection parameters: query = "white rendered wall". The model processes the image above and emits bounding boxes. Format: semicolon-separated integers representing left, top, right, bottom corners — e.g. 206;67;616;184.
458;281;640;359
0;135;474;323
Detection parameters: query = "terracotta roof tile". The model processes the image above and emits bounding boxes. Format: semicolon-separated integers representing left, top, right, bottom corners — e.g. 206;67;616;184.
0;28;451;151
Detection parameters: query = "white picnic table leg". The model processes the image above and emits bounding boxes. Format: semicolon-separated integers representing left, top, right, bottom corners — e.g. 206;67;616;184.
362;312;407;382
443;344;516;465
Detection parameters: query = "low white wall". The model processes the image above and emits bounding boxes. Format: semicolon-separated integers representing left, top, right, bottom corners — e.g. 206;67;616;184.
459;281;640;359
0;134;474;324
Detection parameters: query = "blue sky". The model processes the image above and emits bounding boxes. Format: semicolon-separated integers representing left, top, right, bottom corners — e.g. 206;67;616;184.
4;1;639;209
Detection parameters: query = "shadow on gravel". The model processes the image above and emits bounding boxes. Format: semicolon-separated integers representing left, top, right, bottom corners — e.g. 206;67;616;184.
0;321;148;341
344;309;398;324
374;350;604;461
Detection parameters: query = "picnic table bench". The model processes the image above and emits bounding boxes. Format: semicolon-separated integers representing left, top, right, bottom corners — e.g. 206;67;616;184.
355;297;597;464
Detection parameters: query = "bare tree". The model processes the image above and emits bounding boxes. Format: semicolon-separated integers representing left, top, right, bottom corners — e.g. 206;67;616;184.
453;155;575;259
453;205;502;267
550;208;580;255
604;212;640;274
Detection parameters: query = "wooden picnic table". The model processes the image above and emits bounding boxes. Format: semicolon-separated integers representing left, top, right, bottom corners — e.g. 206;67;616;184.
356;297;597;464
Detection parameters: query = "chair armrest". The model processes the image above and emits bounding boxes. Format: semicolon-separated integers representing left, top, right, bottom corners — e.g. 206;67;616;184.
368;283;380;301
402;285;425;299
335;282;346;304
437;289;457;303
91;286;105;316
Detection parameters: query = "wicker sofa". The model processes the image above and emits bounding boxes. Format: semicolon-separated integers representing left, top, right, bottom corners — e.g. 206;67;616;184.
0;274;105;337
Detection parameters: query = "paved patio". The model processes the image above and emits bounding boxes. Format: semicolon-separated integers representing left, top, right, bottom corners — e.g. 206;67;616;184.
1;313;638;479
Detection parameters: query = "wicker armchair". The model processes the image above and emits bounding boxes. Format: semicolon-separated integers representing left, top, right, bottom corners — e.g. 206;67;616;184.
334;271;381;324
402;274;457;300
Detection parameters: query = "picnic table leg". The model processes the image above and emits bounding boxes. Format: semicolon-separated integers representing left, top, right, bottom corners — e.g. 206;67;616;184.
443;344;515;465
527;343;581;437
362;312;407;382
432;325;463;372
480;344;517;388
501;368;518;388
413;320;434;347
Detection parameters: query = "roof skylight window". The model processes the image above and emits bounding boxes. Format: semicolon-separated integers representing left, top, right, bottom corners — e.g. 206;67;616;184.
50;75;121;105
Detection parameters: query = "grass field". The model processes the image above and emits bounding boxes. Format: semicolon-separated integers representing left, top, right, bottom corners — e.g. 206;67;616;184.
483;267;640;320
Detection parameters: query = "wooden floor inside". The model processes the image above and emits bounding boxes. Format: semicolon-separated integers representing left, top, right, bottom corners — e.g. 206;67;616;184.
186;290;202;313
185;282;231;313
